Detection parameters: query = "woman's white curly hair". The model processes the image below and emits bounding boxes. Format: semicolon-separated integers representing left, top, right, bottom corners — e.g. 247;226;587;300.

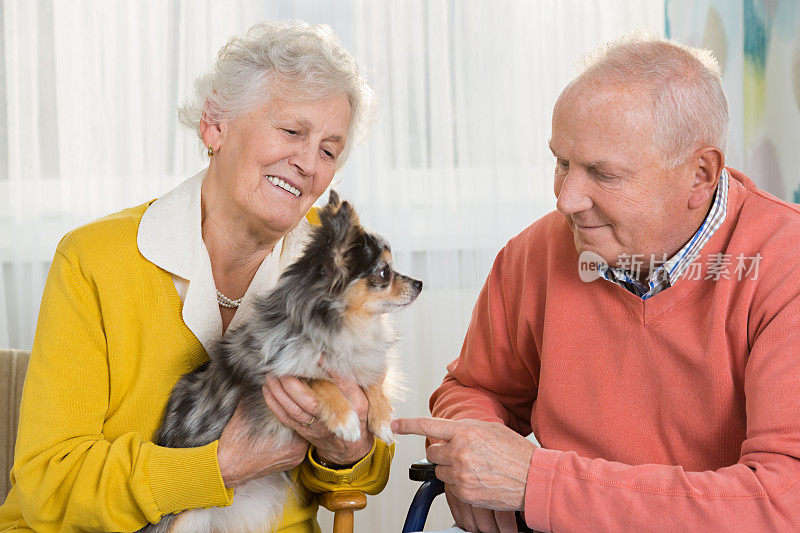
179;20;375;168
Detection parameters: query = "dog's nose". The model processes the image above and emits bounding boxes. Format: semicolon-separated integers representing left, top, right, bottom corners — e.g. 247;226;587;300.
412;279;423;291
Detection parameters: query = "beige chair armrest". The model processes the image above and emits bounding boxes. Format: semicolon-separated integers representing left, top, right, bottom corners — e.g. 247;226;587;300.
1;349;31;500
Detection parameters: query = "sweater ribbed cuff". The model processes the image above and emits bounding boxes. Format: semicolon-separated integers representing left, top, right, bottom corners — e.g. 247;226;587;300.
144;440;234;515
524;446;559;532
306;437;378;484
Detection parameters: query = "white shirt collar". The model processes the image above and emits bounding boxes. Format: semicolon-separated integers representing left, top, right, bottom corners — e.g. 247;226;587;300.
137;168;314;353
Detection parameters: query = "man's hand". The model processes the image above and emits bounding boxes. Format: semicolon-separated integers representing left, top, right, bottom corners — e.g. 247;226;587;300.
217;402;309;487
445;486;519;533
391;417;536;515
263;373;374;467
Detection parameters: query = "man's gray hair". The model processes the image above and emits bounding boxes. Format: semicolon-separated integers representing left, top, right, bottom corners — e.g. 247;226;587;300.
179;20;375;168
573;31;728;168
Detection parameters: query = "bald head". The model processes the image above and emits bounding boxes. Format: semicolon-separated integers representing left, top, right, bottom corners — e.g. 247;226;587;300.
562;33;728;169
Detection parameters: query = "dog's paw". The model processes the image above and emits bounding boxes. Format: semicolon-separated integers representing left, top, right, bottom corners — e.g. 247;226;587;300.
372;421;395;445
332;411;361;442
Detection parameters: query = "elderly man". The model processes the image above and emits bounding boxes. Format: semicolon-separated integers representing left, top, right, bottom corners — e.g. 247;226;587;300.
393;35;800;532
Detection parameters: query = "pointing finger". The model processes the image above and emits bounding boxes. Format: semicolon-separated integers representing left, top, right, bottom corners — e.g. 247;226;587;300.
391;417;458;441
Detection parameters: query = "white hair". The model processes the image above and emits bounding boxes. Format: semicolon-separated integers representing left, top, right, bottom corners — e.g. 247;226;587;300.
179;20;375;168
569;31;728;168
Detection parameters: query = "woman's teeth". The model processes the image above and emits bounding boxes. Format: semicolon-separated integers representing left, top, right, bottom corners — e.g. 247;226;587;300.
266;176;300;197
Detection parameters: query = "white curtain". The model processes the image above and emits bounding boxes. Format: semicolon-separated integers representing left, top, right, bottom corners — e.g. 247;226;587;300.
0;1;663;530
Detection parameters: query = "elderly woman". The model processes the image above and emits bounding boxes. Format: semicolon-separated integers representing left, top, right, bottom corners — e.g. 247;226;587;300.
0;21;389;532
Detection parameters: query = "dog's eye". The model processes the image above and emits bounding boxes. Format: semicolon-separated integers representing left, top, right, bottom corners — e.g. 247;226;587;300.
379;266;391;281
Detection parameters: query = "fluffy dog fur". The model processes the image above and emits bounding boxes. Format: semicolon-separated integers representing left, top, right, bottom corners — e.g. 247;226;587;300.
138;191;422;532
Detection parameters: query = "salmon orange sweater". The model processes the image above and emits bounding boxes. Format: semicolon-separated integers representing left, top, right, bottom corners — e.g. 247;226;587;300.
0;201;392;532
431;169;800;531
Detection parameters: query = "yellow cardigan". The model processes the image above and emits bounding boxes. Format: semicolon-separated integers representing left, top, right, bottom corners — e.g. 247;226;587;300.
0;201;393;532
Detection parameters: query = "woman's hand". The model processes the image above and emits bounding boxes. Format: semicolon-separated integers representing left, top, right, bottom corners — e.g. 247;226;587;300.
263;374;374;467
217;402;309;487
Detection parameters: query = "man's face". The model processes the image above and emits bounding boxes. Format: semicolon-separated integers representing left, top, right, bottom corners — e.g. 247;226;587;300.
550;83;698;272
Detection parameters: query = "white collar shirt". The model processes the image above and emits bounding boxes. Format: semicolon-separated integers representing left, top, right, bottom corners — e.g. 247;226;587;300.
137;168;313;354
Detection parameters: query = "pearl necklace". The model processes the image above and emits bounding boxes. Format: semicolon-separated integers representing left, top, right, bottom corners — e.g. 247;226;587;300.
216;289;243;309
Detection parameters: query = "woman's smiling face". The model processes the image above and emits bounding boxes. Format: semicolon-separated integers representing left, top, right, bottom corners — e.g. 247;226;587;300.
206;93;352;239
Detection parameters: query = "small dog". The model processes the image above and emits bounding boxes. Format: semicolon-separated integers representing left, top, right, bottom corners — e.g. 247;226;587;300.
139;191;422;532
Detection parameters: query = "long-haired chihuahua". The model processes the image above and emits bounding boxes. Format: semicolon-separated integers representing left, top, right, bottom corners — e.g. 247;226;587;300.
139;191;422;532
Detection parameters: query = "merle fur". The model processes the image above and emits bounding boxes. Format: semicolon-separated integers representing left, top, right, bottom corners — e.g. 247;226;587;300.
137;191;414;532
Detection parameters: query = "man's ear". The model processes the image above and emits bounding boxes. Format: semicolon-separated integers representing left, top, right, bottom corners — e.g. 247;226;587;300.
687;146;725;210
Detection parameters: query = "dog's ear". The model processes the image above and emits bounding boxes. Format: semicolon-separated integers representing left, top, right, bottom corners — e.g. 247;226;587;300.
327;189;341;209
317;191;362;294
334;200;358;227
319;190;359;232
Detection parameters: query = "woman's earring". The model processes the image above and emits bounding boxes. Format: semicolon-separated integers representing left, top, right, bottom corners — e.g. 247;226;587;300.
207;145;214;158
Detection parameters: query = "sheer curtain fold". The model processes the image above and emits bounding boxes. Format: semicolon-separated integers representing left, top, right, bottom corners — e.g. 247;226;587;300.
0;1;663;529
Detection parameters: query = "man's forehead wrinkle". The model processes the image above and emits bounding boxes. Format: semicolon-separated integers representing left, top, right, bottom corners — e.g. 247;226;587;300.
552;103;659;179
